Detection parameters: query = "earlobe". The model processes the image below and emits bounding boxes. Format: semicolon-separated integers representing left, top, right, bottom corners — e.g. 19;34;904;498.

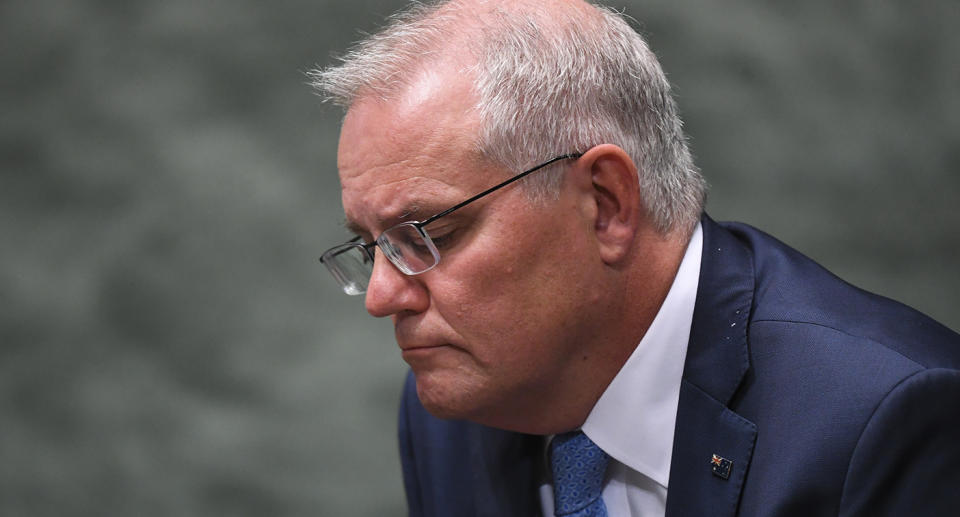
579;145;641;265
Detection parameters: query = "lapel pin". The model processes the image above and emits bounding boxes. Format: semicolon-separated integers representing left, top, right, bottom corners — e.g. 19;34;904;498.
711;453;733;480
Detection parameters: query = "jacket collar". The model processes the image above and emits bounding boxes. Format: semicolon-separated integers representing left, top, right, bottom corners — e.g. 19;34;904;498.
665;214;757;516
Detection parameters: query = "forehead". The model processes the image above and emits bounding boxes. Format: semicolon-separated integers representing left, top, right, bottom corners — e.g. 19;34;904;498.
337;72;489;231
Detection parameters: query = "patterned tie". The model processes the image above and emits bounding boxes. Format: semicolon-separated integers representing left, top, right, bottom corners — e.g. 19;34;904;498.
550;431;610;517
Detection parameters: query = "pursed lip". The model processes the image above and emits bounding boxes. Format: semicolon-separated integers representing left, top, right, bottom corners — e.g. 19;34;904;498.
397;338;459;358
399;342;451;353
395;319;460;355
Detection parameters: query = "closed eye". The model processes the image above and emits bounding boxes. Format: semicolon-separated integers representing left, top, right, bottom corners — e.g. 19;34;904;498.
426;229;457;249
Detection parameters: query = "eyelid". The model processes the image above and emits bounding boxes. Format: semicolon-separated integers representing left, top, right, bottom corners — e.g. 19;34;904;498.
423;220;454;234
426;225;458;246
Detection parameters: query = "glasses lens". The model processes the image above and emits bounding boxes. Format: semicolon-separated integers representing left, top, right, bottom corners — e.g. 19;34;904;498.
321;244;372;295
379;222;440;275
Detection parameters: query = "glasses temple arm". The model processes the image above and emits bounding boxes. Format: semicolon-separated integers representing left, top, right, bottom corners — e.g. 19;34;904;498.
419;153;582;226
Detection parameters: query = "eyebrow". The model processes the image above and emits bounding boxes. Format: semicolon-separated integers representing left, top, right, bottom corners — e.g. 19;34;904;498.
343;203;439;236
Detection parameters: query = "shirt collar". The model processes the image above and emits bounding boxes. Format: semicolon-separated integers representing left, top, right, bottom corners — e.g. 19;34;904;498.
580;222;702;488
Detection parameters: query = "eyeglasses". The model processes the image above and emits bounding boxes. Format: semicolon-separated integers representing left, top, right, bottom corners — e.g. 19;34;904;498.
320;153;582;295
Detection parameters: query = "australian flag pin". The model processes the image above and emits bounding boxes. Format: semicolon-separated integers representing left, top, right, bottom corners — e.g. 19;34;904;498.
711;454;733;480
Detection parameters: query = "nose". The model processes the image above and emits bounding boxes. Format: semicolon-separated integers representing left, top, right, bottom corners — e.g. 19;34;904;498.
364;249;430;318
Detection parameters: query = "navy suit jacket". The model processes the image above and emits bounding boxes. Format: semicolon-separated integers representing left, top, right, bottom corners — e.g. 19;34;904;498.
398;215;960;516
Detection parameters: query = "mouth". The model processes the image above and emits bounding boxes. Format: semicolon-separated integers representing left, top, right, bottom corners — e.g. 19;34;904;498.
399;341;455;361
401;343;449;353
394;318;459;359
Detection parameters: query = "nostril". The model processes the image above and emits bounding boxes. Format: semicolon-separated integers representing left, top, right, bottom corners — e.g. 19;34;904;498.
364;261;431;318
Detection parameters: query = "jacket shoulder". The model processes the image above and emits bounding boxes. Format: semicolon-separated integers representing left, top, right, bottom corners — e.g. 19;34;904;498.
721;220;960;370
703;218;960;515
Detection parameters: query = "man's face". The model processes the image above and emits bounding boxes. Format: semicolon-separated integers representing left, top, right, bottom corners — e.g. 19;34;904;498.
337;75;608;431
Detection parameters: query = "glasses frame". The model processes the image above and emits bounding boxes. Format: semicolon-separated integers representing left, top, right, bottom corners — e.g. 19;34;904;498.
320;153;582;292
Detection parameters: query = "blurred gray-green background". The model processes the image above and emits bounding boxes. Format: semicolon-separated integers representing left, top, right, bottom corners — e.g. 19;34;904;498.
2;0;957;515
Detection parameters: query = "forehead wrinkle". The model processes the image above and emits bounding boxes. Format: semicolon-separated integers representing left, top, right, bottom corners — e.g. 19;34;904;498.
344;199;452;237
342;173;464;236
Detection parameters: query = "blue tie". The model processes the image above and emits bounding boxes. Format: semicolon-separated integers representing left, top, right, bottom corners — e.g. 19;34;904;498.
550;431;610;517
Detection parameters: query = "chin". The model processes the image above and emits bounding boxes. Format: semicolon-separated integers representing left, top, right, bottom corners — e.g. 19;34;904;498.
414;369;488;421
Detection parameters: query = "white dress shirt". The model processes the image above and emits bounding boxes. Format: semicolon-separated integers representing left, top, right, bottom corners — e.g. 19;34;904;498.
540;222;702;517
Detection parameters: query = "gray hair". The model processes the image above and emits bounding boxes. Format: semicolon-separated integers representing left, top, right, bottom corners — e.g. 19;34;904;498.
310;0;707;235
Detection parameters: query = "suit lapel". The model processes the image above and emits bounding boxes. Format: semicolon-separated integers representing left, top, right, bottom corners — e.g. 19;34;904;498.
666;215;758;517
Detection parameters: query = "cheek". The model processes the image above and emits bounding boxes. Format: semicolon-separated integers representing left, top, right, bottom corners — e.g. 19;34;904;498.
432;213;593;354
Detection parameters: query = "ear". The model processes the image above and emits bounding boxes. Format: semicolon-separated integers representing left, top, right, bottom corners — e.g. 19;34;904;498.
575;144;641;264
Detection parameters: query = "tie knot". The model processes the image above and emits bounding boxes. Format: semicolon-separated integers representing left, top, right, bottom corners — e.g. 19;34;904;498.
550;431;610;516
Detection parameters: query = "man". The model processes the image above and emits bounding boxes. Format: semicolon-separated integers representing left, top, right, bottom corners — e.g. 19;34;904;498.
312;0;960;515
